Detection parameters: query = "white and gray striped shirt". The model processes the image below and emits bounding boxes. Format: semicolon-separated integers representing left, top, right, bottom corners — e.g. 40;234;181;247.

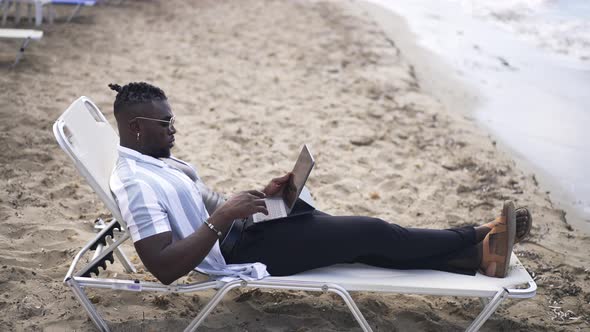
109;146;268;281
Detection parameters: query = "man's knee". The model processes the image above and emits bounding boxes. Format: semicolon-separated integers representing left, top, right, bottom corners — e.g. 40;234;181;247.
361;217;409;240
361;217;390;232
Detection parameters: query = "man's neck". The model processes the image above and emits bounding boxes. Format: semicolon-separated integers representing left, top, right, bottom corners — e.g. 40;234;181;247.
120;139;151;158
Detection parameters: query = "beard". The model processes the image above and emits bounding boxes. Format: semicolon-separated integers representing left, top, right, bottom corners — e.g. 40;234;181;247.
159;147;171;158
149;146;171;159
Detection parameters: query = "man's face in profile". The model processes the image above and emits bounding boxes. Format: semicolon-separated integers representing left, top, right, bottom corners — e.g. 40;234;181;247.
132;100;176;158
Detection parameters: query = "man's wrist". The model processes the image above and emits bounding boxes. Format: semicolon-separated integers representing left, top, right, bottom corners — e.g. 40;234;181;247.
209;210;234;227
203;218;223;238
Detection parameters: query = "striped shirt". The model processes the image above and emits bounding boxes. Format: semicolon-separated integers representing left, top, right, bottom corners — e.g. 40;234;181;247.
109;146;268;281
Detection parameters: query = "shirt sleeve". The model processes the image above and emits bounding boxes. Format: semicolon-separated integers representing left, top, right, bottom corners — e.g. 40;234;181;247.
195;180;226;215
167;157;226;214
111;174;171;243
186;161;226;214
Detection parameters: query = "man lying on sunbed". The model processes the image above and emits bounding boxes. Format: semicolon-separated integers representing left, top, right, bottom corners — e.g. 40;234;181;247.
108;82;533;285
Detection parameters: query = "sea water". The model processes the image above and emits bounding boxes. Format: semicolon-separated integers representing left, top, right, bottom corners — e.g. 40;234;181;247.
365;0;590;229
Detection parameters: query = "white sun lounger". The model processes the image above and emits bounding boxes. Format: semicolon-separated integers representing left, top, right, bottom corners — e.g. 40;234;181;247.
0;28;42;66
53;96;537;332
1;0;52;26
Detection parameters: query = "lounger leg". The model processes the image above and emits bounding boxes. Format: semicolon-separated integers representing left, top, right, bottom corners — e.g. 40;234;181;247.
34;0;42;26
12;37;31;67
466;289;508;332
326;284;373;332
105;236;137;273
66;278;110;332
15;1;21;24
66;3;81;23
1;1;11;26
184;280;374;332
47;4;54;24
184;280;243;332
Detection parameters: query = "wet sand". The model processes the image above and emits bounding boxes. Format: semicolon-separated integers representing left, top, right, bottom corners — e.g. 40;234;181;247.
0;0;589;330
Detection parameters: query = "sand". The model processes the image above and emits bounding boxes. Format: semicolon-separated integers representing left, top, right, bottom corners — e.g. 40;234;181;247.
0;0;589;330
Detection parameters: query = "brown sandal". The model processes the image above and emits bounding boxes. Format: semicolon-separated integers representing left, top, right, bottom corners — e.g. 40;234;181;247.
481;201;516;278
484;206;531;244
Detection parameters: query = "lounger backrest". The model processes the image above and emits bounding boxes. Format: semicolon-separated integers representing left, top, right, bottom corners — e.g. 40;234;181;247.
53;96;125;225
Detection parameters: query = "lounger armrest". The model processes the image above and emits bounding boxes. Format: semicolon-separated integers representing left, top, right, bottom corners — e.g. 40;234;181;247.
63;219;125;282
89;219;122;250
80;252;115;278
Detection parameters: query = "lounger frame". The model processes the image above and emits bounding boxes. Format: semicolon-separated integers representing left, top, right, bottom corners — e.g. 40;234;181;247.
55;97;537;332
0;28;43;66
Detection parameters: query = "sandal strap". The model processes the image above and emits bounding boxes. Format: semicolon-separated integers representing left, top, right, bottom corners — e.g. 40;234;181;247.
482;215;506;230
483;209;510;264
482;233;508;264
489;223;507;234
483;233;491;260
489;216;507;234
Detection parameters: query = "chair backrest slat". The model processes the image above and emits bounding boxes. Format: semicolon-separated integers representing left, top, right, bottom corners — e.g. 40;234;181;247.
53;97;125;224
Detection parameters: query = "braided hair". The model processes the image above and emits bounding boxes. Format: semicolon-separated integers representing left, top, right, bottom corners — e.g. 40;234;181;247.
108;82;167;115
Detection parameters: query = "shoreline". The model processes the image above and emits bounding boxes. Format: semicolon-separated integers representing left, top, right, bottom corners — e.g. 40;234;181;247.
357;0;590;235
355;1;479;117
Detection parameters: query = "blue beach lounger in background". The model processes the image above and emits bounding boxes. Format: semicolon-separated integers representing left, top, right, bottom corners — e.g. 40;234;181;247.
51;0;95;22
54;96;537;332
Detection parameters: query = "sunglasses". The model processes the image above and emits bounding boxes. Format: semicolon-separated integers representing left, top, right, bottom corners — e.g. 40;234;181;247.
132;116;176;130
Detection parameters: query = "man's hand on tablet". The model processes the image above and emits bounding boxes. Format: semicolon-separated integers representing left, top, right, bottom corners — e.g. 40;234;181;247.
213;190;269;220
262;173;292;197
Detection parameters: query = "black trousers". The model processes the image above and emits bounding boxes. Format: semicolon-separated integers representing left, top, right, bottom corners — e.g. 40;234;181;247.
222;210;480;276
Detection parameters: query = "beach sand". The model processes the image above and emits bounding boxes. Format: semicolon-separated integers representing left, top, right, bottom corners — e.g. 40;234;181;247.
0;0;589;330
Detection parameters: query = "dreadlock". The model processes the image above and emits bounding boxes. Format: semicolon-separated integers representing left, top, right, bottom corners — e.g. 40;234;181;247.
108;82;167;115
